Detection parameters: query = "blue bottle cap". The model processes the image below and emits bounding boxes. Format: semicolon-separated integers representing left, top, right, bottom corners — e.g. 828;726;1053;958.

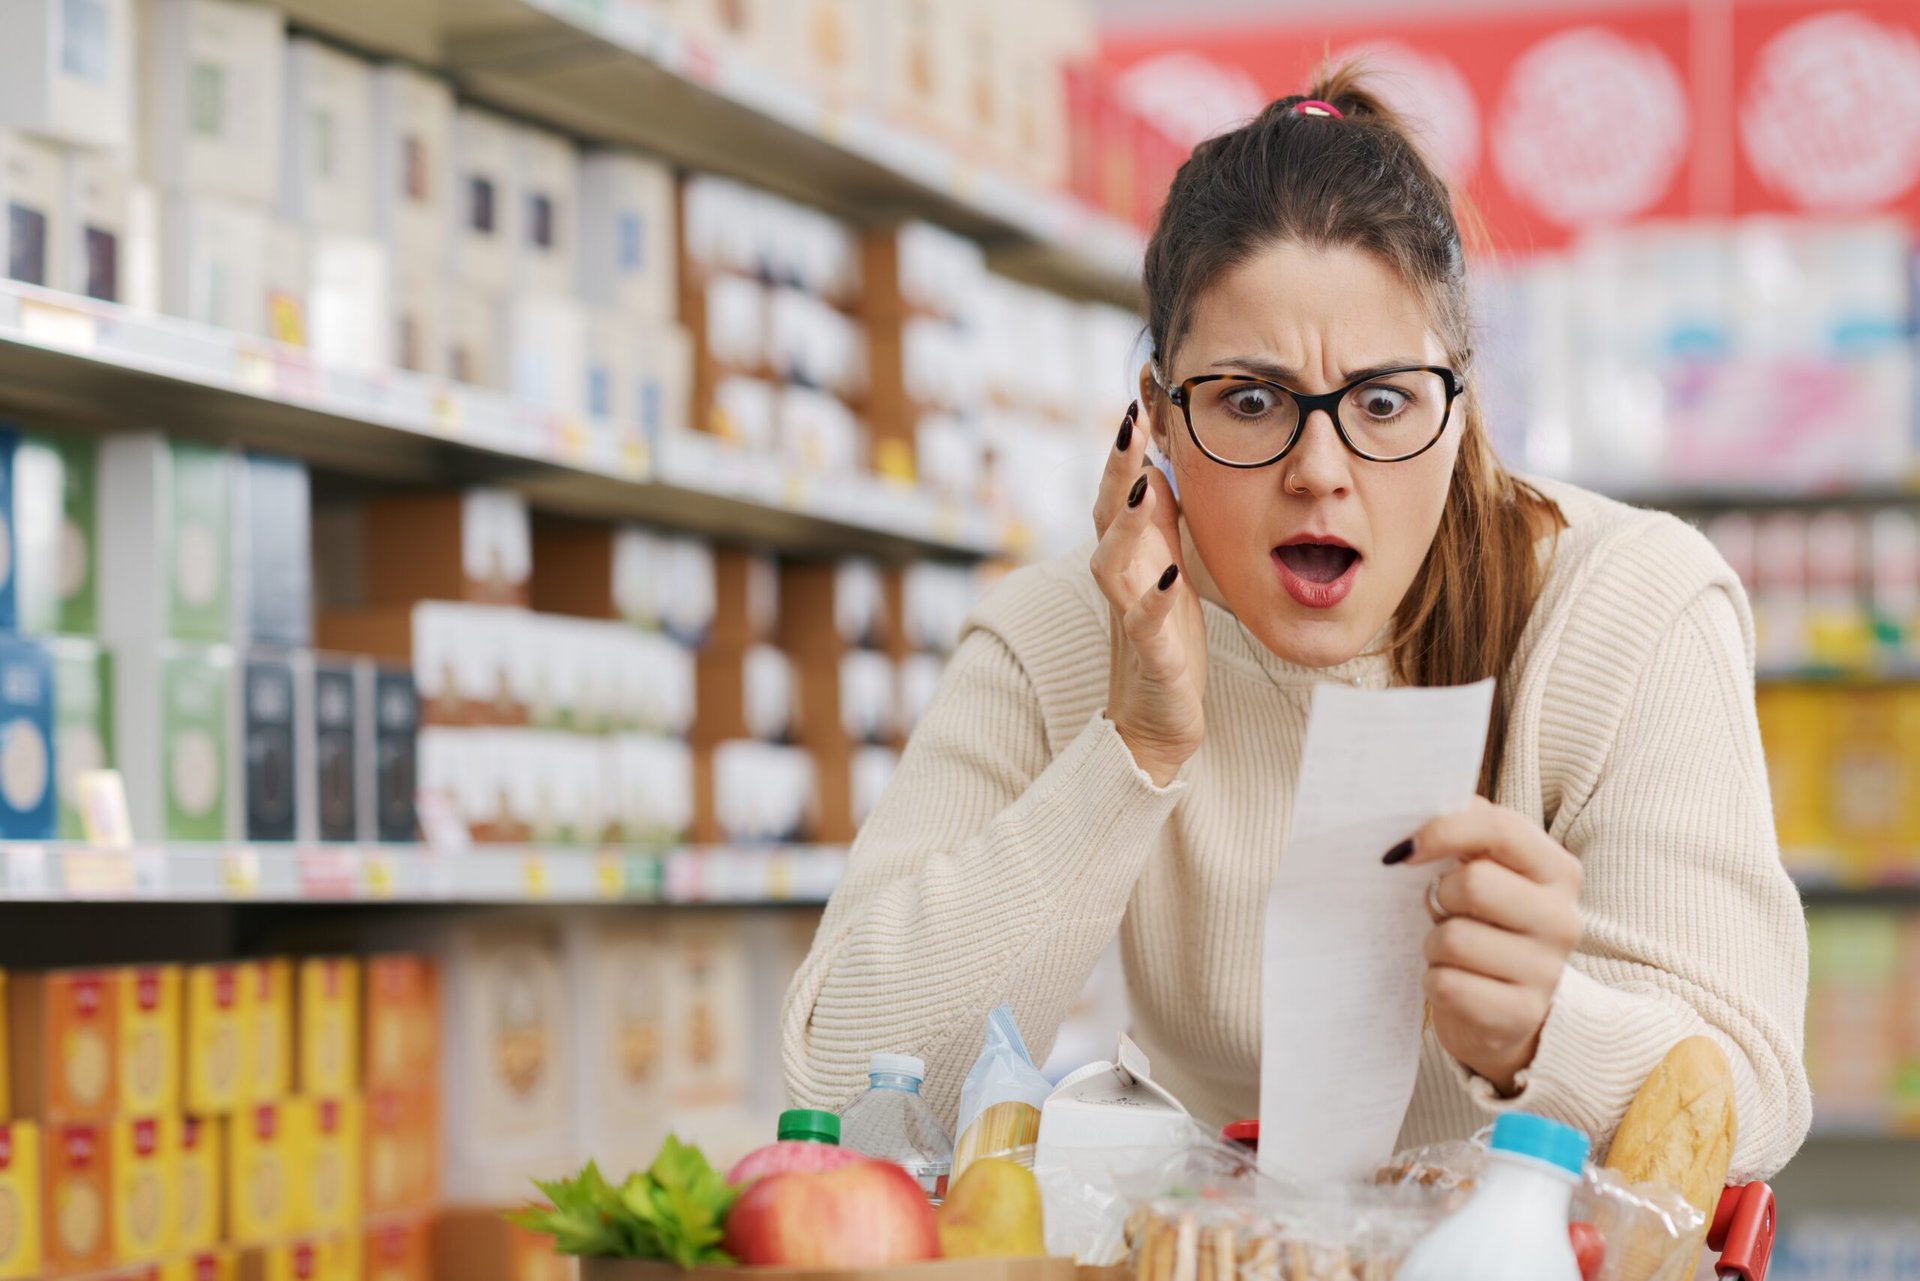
1489;1113;1590;1177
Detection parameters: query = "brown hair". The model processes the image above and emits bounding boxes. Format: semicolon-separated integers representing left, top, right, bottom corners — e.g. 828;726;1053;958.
1142;63;1562;795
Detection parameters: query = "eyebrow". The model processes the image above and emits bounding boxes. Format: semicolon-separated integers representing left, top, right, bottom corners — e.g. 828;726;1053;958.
1206;355;1428;385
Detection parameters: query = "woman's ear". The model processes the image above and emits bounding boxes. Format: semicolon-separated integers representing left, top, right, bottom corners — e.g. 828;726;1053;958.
1135;361;1168;451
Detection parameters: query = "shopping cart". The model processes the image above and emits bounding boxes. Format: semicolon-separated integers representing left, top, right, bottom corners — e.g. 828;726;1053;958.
1711;1182;1776;1281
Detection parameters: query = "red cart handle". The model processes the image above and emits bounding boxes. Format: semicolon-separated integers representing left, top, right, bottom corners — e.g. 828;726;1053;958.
1710;1183;1775;1281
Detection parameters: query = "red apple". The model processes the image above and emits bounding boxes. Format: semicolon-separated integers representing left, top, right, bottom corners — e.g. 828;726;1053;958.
723;1159;939;1268
1569;1222;1605;1281
726;1140;867;1186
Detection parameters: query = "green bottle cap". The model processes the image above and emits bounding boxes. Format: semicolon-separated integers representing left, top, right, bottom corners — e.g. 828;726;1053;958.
777;1108;841;1145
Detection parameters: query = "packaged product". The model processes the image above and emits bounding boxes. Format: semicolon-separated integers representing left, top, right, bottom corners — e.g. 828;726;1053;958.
363;1218;432;1281
363;955;436;1093
110;1115;175;1261
184;964;246;1113
290;1097;362;1234
0;1122;41;1279
43;1122;111;1275
242;959;293;1102
163;1250;237;1281
7;970;119;1121
115;967;180;1117
952;1004;1053;1184
224;1103;294;1244
296;958;360;1096
175;1117;223;1252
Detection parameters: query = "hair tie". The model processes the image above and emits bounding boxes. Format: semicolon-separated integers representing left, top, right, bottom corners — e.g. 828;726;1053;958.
1294;99;1343;119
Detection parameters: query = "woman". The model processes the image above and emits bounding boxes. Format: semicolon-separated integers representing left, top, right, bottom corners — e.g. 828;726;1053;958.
782;68;1810;1178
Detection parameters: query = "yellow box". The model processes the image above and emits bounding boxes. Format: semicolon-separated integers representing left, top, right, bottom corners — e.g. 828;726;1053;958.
362;957;434;1094
118;968;182;1116
296;960;360;1097
42;1122;111;1276
329;1232;363;1281
111;1115;175;1262
224;1104;294;1245
0;1122;42;1279
239;1237;354;1281
174;1117;222;1253
290;1097;362;1234
243;960;293;1103
1755;684;1836;875
164;1249;238;1281
8;971;118;1122
185;966;248;1114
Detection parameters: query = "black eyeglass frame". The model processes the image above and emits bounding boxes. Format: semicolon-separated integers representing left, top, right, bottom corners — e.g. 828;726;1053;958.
1151;364;1467;468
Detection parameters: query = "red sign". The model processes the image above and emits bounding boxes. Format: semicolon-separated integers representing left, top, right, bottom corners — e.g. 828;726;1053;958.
212;966;238;1009
71;974;105;1017
135;969;161;1012
133;1118;157;1158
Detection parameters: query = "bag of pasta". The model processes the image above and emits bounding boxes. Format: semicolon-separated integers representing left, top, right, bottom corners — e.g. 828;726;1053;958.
952;1004;1054;1182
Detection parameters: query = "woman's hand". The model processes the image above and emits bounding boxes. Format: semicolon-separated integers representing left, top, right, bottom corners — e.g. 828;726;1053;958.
1398;797;1584;1093
1091;401;1207;786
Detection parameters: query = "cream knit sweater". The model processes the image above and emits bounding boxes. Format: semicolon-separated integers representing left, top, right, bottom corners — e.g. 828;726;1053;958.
782;478;1812;1179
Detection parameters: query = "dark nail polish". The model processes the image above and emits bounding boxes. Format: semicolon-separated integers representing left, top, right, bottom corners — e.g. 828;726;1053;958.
1157;563;1179;591
1116;417;1133;453
1125;399;1138;423
1127;475;1149;508
1382;839;1414;865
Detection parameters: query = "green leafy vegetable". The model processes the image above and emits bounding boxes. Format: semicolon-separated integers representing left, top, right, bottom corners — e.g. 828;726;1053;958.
509;1137;740;1268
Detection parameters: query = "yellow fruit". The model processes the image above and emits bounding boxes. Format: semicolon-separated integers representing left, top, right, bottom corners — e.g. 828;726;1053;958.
935;1156;1046;1259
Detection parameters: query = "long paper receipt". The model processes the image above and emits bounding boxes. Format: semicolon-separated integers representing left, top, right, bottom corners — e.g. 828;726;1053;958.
1258;679;1495;1183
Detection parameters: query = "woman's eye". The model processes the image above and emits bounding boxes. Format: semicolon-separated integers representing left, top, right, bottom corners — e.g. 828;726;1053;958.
1224;387;1275;416
1356;385;1411;419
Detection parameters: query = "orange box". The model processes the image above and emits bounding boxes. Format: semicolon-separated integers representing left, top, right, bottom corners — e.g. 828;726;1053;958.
363;956;435;1093
363;1091;436;1217
185;965;248;1114
433;1211;576;1281
111;1115;175;1262
243;960;293;1103
164;1249;238;1281
296;960;361;1097
0;972;10;1120
0;1122;43;1279
118;967;182;1116
175;1116;223;1254
7;971;118;1121
42;1122;111;1276
363;1219;431;1281
290;1097;362;1234
224;1103;294;1245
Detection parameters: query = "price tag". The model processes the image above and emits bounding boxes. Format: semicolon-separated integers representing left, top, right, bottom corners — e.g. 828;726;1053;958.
663;850;703;902
619;434;650;479
627;854;665;902
19;299;97;351
818;106;848;144
132;847;168;897
934;502;963;544
363;851;397;900
431;389;464;434
951;164;981;201
764;850;793;902
64;849;136;897
553;416;589;462
233;345;274;394
780;472;810;509
2;844;48;897
594;853;624;900
522;854;551;900
222;848;261;898
298;848;360;899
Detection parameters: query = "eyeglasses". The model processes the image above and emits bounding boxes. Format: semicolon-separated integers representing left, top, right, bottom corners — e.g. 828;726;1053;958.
1151;364;1465;467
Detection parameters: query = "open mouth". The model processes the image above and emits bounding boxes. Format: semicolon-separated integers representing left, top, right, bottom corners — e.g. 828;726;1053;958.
1272;542;1361;609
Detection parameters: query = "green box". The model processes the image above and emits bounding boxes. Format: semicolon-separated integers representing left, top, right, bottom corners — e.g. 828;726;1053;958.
49;638;113;840
162;645;232;841
167;442;232;643
16;432;99;636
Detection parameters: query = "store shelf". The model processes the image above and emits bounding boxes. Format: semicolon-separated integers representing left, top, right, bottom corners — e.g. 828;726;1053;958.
1795;873;1920;907
1614;481;1920;511
0;841;847;906
274;0;1145;305
0;281;1013;561
1757;662;1920;686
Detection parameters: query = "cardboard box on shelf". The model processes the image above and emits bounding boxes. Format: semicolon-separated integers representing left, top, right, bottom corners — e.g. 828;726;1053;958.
174;1116;222;1254
141;0;286;205
512;124;578;298
360;663;417;842
289;1096;361;1235
317;603;505;729
564;919;668;1174
505;294;589;418
449;103;516;295
223;1102;293;1245
308;233;391;374
528;518;648;623
445;284;506;390
371;64;452;271
709;550;779;650
15;431;99;636
692;740;813;845
663;915;752;1123
0;131;61;291
184;963;246;1115
280;38;375;237
262;218;310;347
7;970;118;1122
113;642;236;843
110;1115;175;1263
870;0;947;137
49;638;113;842
153;195;268;334
1806;909;1899;1127
388;267;445;377
0;0;133;149
1828;688;1916;878
165;1250;237;1281
42;1122;110;1276
793;648;896;751
362;1089;435;1218
240;958;292;1104
779;558;889;654
311;659;357;843
579;150;676;322
359;489;531;609
61;149;132;301
237;454;312;649
241;652;307;844
363;955;435;1094
432;1212;576;1281
362;1218;431;1281
295;958;360;1098
0;1122;41;1279
115;967;180;1117
0;635;58;840
636;321;693;441
236;1238;332;1281
98;434;234;645
693;644;793;746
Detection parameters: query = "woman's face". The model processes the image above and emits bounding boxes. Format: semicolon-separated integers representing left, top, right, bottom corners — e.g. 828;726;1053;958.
1147;241;1461;669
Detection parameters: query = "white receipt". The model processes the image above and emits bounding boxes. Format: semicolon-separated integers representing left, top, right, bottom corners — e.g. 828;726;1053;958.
1258;679;1495;1183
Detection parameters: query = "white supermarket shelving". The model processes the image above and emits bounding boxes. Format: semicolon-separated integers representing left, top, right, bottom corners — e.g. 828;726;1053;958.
0;841;847;906
272;0;1146;305
0;280;1014;560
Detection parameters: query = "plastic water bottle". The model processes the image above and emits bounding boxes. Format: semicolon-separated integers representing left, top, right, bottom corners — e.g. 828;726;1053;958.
839;1052;953;1202
1396;1113;1589;1281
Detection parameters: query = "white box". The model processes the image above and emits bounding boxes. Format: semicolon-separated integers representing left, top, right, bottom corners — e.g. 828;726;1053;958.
565;917;670;1174
637;321;693;438
448;103;515;294
505;293;587;414
60;146;131;300
142;0;286;204
158;193;267;332
370;61;452;274
308;232;390;373
0;0;134;148
870;0;946;132
280;36;375;236
512;123;578;297
446;285;506;389
584;309;639;426
662;913;753;1125
578;149;676;321
0;130;65;288
262;217;309;344
390;264;445;376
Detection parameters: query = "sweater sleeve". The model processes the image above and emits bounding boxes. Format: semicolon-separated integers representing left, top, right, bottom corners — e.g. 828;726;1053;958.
1453;583;1812;1179
780;624;1186;1125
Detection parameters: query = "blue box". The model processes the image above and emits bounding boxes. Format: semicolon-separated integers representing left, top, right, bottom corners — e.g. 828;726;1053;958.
0;633;57;837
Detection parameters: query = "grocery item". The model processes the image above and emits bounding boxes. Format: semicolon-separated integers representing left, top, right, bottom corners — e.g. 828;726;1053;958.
296;958;360;1096
290;1097;362;1234
721;1159;939;1268
0;637;56;839
225;1103;293;1244
175;1117;222;1253
937;1156;1046;1259
184;964;246;1113
511;1138;736;1267
43;1122;111;1276
1602;1036;1736;1218
241;959;292;1103
725;1131;862;1188
838;1053;952;1202
7;970;119;1121
363;1218;432;1281
0;1122;42;1280
952;1004;1052;1184
1396;1114;1589;1281
110;1115;174;1262
116;968;181;1116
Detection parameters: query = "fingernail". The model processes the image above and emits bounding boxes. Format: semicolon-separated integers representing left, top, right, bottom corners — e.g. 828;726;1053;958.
1382;838;1414;865
1115;416;1133;453
1127;475;1149;508
1157;563;1179;591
